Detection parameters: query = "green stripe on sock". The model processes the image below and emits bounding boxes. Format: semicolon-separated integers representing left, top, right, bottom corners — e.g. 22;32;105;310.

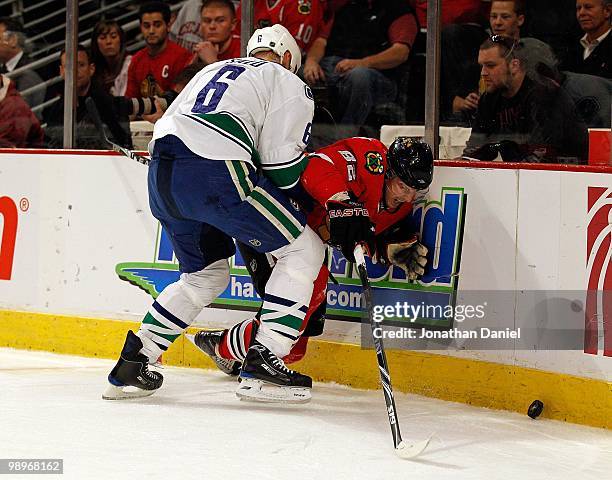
150;331;181;342
260;309;302;330
142;313;181;342
142;313;165;328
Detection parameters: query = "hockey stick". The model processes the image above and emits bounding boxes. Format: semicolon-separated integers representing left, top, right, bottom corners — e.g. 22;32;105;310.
354;244;431;459
85;97;150;165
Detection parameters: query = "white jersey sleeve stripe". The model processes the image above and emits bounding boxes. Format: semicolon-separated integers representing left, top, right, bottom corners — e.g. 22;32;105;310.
183;114;253;157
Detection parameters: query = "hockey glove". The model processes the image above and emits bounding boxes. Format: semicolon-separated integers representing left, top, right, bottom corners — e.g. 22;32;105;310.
386;236;429;281
326;194;375;262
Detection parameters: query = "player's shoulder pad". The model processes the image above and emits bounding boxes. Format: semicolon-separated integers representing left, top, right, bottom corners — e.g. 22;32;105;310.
351;137;386;152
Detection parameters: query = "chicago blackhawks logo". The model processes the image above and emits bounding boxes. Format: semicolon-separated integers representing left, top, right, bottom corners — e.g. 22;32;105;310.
365;151;384;175
298;0;312;14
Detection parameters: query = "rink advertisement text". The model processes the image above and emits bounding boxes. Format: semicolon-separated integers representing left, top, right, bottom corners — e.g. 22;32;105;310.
0;196;19;281
222;187;466;329
116;187;467;329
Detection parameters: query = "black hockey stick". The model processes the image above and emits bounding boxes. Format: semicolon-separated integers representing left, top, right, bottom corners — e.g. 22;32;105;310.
353;244;431;459
85;97;150;165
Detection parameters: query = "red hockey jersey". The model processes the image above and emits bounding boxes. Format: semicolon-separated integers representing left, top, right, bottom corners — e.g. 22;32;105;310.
236;0;324;51
125;41;193;98
301;137;414;238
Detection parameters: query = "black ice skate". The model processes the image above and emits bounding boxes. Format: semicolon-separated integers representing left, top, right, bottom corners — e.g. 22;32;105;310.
193;329;241;376
102;330;163;400
236;342;312;404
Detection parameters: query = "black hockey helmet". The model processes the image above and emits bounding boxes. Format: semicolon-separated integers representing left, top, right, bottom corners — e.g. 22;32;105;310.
386;137;434;190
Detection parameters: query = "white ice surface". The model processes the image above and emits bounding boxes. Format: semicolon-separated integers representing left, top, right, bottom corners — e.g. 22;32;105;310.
0;348;610;480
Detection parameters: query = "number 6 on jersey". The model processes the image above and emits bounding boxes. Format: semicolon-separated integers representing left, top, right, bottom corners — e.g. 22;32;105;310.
191;65;246;114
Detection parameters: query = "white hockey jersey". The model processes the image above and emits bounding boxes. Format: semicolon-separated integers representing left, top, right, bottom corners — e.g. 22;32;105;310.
150;57;314;189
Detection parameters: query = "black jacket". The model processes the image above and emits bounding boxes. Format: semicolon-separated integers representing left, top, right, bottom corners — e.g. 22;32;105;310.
464;76;589;164
563;31;612;79
43;83;132;149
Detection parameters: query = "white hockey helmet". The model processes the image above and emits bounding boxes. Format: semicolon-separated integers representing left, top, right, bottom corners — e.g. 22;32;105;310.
247;24;302;73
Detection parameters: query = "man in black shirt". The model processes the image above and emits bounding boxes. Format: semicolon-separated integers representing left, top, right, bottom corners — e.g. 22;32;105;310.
43;45;131;149
463;36;588;164
563;0;611;79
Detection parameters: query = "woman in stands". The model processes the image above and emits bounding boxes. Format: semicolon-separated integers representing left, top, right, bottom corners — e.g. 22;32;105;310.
90;20;132;96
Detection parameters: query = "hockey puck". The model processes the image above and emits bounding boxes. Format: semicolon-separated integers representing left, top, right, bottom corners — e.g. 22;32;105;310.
527;400;544;419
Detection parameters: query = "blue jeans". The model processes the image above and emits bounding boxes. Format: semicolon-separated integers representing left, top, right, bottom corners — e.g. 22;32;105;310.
319;55;398;128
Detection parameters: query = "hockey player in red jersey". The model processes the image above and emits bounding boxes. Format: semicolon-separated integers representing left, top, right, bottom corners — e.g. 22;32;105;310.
194;136;434;382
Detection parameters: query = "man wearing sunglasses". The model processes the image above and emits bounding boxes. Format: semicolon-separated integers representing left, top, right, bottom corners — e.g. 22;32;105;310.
462;35;588;164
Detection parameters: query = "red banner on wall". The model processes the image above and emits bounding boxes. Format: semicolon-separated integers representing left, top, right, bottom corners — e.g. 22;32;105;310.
585;187;612;356
0;196;18;281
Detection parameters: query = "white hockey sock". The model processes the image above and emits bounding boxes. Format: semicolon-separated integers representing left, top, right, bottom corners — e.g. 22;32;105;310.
255;227;325;357
138;259;230;362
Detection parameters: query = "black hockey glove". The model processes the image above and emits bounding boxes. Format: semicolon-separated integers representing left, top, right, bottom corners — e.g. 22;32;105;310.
385;236;429;281
326;195;375;263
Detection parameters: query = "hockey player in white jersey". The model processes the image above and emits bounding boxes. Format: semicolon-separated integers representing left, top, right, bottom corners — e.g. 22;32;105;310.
102;25;360;404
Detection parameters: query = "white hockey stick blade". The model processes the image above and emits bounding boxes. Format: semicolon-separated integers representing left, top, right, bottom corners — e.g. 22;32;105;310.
102;382;158;400
395;436;432;459
236;378;311;404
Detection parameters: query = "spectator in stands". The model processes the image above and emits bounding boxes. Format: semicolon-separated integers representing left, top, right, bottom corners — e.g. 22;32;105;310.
451;0;526;115
126;2;193;98
169;0;203;51
488;0;525;37
303;0;417;138
91;20;132;96
438;1;490;117
193;0;241;66
44;45;131;150
563;0;611;78
0;72;43;147
235;0;325;52
0;17;45;111
463;36;588;164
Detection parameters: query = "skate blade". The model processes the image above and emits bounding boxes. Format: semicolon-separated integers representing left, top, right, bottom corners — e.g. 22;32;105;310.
102;383;158;400
186;333;241;376
236;378;311;404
